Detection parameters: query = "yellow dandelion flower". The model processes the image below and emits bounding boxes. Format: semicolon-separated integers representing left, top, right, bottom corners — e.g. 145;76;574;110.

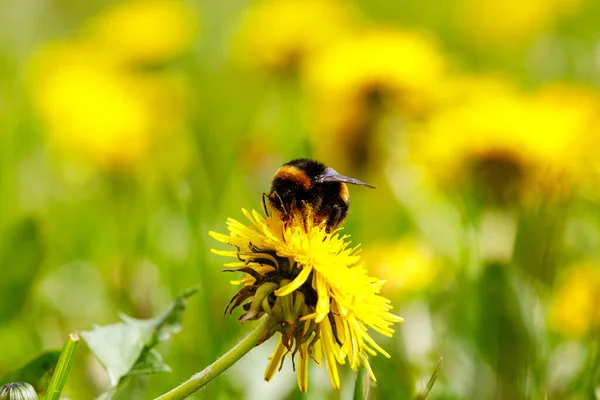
234;0;358;72
29;42;153;168
532;84;600;188
363;237;439;296
29;41;189;170
303;28;445;174
411;77;582;205
210;208;402;391
84;0;198;65
548;262;600;338
456;0;582;47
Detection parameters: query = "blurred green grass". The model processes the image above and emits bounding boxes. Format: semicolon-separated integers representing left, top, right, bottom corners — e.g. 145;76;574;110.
0;0;600;399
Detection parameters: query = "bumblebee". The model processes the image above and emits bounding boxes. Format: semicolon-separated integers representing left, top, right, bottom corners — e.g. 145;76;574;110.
266;158;374;232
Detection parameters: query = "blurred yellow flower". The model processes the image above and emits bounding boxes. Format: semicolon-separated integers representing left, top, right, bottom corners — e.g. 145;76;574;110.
29;41;188;170
411;77;583;205
548;262;600;338
31;42;152;168
84;0;198;64
210;208;402;391
363;237;439;296
532;84;600;187
456;0;582;46
235;0;358;71
303;28;446;174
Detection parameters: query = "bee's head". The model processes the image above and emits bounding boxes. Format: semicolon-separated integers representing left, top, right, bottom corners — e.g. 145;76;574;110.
283;158;375;189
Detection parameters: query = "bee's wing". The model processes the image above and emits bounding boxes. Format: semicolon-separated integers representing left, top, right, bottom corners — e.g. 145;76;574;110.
316;168;375;188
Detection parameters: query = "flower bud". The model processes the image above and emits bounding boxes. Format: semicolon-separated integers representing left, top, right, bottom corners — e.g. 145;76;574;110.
0;383;39;400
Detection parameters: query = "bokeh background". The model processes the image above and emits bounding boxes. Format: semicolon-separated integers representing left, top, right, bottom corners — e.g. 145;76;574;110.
1;0;600;398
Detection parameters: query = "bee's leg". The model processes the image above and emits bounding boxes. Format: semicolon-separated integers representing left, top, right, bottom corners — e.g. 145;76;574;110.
262;193;270;216
270;190;287;215
299;200;313;232
323;200;349;232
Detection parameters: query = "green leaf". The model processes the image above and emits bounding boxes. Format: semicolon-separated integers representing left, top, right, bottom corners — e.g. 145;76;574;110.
0;351;60;394
129;349;171;376
414;357;443;400
81;285;199;397
81;322;155;386
125;285;200;341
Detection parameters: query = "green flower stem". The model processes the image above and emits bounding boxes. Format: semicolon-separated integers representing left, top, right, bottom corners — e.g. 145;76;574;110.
353;367;370;400
154;315;272;400
45;332;79;400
